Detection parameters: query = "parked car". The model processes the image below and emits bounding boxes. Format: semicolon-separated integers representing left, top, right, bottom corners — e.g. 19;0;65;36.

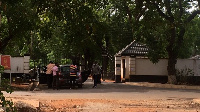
58;65;82;88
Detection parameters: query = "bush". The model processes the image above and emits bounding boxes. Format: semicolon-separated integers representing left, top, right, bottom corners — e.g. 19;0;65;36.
0;65;17;112
176;67;195;85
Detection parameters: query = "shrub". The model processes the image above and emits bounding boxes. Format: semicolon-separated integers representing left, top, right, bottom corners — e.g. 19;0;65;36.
176;67;195;85
0;65;17;112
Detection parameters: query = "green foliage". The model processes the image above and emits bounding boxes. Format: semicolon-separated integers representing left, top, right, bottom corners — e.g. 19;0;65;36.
0;66;16;111
1;0;133;69
184;17;200;57
61;59;72;65
133;1;200;65
0;79;16;112
29;60;38;69
0;0;39;55
0;65;4;73
47;52;55;63
1;0;200;81
134;12;168;63
0;68;17;112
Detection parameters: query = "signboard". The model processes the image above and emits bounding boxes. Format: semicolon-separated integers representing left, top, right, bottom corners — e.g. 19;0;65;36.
1;55;11;70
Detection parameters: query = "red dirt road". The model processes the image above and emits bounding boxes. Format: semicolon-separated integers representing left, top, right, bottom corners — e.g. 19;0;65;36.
4;78;200;112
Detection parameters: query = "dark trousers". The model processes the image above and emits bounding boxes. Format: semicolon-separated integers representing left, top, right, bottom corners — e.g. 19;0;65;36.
47;74;53;88
70;76;76;88
93;74;98;87
52;75;59;89
97;74;101;84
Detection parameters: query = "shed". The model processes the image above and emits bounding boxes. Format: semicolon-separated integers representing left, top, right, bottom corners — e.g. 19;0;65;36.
114;41;148;83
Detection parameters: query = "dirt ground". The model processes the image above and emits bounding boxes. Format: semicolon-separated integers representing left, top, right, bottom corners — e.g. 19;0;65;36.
37;98;200;112
7;80;200;112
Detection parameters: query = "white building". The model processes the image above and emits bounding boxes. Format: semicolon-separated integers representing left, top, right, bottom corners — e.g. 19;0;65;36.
115;41;200;84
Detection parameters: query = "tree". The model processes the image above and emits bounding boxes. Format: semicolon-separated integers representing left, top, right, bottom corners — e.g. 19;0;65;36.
134;1;200;84
31;0;104;68
184;17;200;56
0;0;38;55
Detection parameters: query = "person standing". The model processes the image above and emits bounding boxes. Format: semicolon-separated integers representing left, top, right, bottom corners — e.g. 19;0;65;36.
91;61;101;88
46;61;55;88
97;66;102;84
52;63;59;90
70;64;77;89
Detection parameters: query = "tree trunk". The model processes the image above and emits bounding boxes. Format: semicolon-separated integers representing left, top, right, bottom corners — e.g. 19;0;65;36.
168;75;177;84
167;55;177;84
84;48;93;70
167;25;177;84
167;45;177;84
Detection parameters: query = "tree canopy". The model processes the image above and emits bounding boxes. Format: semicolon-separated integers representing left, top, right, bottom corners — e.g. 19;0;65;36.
0;0;200;83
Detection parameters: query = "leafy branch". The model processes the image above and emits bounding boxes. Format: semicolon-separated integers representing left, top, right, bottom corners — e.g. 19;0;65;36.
0;65;16;112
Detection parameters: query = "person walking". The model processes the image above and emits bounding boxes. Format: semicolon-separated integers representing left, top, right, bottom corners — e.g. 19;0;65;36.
52;63;59;90
91;61;101;88
46;61;55;88
70;64;77;89
97;66;102;84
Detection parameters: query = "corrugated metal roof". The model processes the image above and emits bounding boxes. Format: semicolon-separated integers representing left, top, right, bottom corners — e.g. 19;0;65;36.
115;41;148;56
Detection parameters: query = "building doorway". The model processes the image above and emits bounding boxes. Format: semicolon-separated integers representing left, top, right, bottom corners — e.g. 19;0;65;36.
122;59;125;78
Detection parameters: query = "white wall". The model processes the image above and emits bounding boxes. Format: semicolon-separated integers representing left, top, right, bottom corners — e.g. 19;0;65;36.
135;58;168;76
176;59;200;76
4;57;24;73
129;58;135;75
135;58;200;76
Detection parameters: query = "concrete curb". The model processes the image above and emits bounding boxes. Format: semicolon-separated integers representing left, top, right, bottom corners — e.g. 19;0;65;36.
125;82;200;90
